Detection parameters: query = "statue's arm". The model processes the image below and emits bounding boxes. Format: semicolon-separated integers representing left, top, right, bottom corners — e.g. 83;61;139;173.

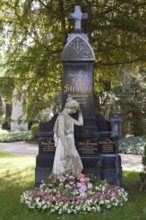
72;109;83;126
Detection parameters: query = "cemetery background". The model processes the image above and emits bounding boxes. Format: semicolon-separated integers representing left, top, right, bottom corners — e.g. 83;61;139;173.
0;0;146;186
0;0;144;218
0;0;146;138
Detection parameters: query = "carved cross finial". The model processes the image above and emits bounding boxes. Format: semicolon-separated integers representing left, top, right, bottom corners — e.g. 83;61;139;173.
68;5;88;31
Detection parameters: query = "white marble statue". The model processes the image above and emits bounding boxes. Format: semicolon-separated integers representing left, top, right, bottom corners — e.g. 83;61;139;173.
52;98;83;176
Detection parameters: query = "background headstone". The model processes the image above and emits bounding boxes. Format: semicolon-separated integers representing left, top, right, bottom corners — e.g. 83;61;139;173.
10;91;28;131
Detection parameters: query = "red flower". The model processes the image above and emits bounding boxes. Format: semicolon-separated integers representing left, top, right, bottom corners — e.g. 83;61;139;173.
78;173;85;179
80;181;85;186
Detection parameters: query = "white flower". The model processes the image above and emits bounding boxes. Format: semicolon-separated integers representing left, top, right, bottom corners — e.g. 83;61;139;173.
42;204;47;209
20;174;128;214
99;200;104;204
52;189;57;193
67;209;72;214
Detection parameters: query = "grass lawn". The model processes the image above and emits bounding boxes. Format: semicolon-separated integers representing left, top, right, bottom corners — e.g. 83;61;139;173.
0;153;146;220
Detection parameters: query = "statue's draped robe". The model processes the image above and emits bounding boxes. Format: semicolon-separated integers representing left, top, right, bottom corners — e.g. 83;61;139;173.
52;112;83;176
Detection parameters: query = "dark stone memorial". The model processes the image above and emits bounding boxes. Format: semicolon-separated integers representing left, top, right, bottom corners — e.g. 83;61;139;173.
35;5;122;187
61;6;99;177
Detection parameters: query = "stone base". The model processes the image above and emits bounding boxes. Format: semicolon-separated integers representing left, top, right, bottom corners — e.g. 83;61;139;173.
35;154;123;187
36;154;54;167
100;154;121;168
101;168;123;186
35;167;52;188
100;154;123;186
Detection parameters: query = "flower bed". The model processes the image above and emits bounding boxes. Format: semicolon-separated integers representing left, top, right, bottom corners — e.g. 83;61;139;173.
21;174;128;214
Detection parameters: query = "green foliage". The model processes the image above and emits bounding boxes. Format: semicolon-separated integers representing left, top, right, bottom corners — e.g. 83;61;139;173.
30;123;39;138
0;77;14;102
2;116;11;129
130;115;145;137
139;172;146;182
0;130;32;142
119;136;146;155
99;70;146;136
142;156;146;166
139;145;146;182
0;97;5;128
1;0;146;121
124;72;146;136
143;122;146;138
123;171;140;185
0;97;4;116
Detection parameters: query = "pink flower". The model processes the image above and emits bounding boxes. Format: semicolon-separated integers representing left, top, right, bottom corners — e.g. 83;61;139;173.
77;182;85;188
80;181;85;186
106;188;117;198
65;184;72;189
80;178;84;182
69;181;74;185
59;176;66;182
77;182;82;188
87;183;93;189
69;175;75;179
78;173;85;179
79;185;87;193
43;195;52;201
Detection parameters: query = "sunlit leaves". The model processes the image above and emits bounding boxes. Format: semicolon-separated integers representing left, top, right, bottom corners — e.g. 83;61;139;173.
1;0;146;120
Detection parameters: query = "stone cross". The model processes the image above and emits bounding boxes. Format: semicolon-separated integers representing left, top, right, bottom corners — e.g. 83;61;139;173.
68;5;88;31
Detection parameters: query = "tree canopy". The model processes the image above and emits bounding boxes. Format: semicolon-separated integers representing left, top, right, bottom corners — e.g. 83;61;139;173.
1;0;146;121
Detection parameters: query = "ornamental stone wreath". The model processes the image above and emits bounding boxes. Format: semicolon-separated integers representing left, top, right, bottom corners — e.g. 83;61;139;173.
21;173;128;215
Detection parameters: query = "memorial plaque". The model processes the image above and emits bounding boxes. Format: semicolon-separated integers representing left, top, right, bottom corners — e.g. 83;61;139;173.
98;138;116;154
77;139;98;155
39;138;55;154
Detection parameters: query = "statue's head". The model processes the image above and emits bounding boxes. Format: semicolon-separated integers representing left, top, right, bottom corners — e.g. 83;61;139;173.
65;97;80;113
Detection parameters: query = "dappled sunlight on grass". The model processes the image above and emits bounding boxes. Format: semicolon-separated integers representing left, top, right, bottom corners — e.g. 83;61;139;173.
123;171;140;183
122;171;144;193
0;153;35;188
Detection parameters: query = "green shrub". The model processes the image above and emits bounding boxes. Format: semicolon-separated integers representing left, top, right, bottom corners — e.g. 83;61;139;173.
139;145;146;182
130;115;145;136
119;136;146;155
142;157;146;167
143;123;146;138
30;123;39;138
139;172;146;181
0;130;32;142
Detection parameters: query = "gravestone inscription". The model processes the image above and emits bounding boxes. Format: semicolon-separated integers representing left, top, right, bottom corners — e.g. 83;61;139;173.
98;138;116;154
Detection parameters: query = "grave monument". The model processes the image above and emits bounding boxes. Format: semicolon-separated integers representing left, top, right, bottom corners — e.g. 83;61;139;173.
11;90;28;131
35;5;122;187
